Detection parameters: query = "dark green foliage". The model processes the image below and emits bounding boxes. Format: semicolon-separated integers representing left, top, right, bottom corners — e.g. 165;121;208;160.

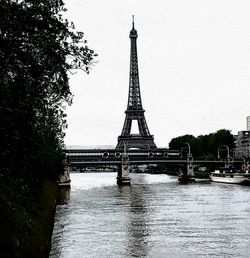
0;0;96;256
169;129;235;159
168;134;195;151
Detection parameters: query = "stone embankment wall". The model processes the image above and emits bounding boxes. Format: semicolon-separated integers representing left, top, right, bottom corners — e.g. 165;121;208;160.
0;180;58;258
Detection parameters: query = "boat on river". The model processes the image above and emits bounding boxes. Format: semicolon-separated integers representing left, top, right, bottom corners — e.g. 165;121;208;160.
210;165;250;185
178;164;210;183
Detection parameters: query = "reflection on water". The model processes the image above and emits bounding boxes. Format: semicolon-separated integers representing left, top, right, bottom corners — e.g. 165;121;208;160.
123;184;150;257
50;173;250;258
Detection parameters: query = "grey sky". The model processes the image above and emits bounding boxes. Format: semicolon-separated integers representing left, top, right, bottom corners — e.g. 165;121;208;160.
64;0;250;147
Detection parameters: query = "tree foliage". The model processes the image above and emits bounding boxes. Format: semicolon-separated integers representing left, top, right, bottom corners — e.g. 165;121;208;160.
169;129;235;159
0;0;96;256
0;0;96;187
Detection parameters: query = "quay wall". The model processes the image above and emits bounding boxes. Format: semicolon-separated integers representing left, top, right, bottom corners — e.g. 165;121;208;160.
0;180;58;258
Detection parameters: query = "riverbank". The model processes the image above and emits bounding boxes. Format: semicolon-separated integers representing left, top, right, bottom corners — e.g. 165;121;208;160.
0;180;58;258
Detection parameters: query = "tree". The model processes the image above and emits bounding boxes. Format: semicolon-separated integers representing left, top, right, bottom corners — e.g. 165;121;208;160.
169;129;235;159
169;134;195;150
0;0;96;184
0;1;96;256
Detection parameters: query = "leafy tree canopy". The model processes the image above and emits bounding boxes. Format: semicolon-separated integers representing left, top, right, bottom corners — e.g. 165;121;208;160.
0;0;96;182
169;129;235;159
0;1;96;255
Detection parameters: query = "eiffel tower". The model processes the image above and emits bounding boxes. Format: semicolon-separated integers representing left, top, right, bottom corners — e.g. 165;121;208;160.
116;17;157;150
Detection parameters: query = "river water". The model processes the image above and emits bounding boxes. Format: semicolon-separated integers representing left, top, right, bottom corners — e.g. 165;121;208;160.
50;173;250;258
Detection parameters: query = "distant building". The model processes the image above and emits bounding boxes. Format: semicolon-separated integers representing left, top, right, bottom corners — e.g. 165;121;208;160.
234;117;250;158
247;116;250;131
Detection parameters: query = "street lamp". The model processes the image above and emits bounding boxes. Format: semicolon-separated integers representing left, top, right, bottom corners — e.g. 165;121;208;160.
217;145;230;160
184;143;191;156
183;143;194;177
230;147;236;159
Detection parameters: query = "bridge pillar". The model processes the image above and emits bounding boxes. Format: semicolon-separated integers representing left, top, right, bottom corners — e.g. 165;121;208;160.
187;154;194;177
58;161;71;187
178;153;195;183
117;152;131;185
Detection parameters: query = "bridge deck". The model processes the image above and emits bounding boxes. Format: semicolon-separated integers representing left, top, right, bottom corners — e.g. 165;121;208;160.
65;148;243;166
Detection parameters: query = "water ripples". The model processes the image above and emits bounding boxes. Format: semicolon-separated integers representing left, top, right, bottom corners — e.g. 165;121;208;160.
50;173;250;258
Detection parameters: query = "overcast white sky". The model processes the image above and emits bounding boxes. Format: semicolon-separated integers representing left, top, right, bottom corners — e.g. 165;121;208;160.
63;0;250;148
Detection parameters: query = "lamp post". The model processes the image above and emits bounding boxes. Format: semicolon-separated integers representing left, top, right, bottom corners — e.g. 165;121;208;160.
230;148;236;159
185;142;191;156
217;145;230;160
184;143;194;177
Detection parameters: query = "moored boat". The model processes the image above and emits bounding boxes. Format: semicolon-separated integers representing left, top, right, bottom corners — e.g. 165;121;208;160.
178;174;196;183
210;165;250;185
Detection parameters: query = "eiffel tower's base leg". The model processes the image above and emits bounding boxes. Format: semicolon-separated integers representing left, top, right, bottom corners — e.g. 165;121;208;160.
116;162;131;186
116;136;157;150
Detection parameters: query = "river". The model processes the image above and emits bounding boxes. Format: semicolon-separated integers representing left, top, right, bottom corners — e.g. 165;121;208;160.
49;172;250;257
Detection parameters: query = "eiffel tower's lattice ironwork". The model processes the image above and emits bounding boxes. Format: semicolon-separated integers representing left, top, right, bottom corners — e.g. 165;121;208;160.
116;17;157;150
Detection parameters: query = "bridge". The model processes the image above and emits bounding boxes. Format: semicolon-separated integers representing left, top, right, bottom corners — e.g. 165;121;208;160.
66;148;181;166
64;147;244;185
65;147;241;166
